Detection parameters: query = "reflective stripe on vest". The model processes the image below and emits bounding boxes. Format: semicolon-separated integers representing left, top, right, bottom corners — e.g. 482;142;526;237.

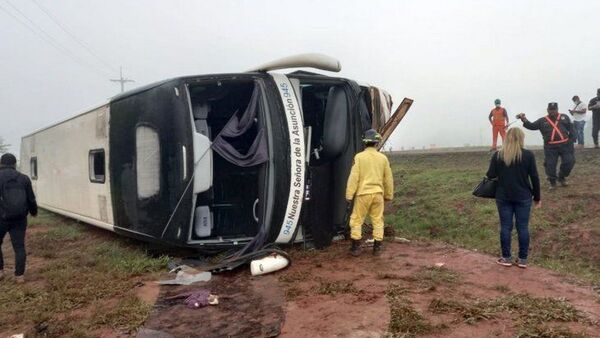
544;114;569;145
491;107;506;126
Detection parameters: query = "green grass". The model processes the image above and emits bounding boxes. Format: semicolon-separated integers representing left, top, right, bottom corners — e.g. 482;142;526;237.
316;280;358;296
0;210;169;336
91;294;153;331
412;266;461;290
387;151;600;284
385;283;442;337
429;293;587;336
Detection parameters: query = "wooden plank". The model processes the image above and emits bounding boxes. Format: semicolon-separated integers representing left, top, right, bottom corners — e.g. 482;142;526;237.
378;98;414;149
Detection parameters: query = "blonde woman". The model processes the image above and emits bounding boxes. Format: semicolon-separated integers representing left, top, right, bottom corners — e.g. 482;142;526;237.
486;128;541;268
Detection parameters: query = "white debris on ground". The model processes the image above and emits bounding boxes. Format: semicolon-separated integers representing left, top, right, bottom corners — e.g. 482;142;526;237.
158;265;212;285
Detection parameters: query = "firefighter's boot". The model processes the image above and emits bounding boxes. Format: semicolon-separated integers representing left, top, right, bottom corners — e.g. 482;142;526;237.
373;240;383;256
350;240;362;257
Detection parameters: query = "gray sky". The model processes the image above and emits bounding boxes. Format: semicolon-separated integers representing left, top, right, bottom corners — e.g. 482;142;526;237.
1;0;599;153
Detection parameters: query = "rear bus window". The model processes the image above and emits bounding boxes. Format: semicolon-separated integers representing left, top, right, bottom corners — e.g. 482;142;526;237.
136;126;160;199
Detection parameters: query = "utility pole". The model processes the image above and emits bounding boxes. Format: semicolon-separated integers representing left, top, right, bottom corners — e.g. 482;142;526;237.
110;66;134;93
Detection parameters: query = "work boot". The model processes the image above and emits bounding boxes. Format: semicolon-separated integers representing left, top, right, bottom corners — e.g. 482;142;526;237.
350;240;362;257
558;177;568;187
549;180;557;190
15;275;25;284
373;240;383;256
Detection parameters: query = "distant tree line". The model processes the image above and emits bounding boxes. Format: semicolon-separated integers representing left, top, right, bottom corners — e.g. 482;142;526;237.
0;137;11;154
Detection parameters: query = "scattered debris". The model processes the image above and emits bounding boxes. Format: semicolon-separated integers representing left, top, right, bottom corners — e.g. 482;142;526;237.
9;334;24;338
393;237;411;243
250;254;290;276
184;291;219;309
165;289;219;309
434;262;445;268
158;266;212;285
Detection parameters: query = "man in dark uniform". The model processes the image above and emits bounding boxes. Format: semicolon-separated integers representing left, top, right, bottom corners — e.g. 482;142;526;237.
589;88;600;148
516;102;576;189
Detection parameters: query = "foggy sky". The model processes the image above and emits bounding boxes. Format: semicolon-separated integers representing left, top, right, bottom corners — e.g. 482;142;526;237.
1;0;599;153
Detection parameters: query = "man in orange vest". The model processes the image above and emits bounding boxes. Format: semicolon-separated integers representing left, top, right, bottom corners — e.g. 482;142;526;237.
489;98;509;150
517;102;576;189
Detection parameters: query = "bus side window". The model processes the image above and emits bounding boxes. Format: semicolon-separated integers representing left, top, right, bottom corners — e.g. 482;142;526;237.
89;149;106;183
30;157;38;180
136;126;160;199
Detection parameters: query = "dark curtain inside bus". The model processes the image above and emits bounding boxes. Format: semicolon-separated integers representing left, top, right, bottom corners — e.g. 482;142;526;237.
211;85;268;167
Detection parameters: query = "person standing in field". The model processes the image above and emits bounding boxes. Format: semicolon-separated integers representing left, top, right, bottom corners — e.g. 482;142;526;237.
589;89;600;148
486;128;541;268
568;95;587;149
346;129;394;257
489;99;509;151
0;153;37;284
517;102;576;189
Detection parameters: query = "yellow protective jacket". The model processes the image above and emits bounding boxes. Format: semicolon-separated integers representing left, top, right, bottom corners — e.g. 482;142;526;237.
345;147;394;201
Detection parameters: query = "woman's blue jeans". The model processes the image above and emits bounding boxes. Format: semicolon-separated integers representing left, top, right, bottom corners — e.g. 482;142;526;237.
496;199;532;260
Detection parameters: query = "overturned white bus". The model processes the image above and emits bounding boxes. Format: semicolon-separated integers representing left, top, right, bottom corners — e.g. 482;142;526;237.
20;54;412;251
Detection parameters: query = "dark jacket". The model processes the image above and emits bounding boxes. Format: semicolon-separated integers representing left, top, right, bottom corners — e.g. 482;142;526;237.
486;149;541;202
522;113;576;147
589;97;600;114
0;166;38;221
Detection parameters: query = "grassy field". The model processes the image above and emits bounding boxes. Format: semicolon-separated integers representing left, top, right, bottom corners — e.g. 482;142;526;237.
0;212;169;336
387;149;600;285
0;149;598;336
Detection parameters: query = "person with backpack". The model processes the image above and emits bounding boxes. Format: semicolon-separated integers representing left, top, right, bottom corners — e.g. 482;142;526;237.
0;153;37;283
346;129;394;256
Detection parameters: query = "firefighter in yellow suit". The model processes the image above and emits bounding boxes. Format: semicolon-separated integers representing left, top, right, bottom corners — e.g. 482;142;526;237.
346;129;394;256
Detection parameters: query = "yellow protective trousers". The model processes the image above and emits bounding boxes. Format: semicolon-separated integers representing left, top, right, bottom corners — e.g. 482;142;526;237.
349;193;385;241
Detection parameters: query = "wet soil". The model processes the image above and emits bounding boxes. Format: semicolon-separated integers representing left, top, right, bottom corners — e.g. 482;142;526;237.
142;239;599;338
142;272;285;338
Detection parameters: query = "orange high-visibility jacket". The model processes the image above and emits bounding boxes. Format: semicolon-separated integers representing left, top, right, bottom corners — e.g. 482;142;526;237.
490;107;508;126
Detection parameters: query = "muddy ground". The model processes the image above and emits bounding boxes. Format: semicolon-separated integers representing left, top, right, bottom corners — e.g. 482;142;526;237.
141;240;599;338
2;150;599;337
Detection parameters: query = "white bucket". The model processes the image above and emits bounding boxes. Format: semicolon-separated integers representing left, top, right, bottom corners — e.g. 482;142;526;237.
250;254;290;276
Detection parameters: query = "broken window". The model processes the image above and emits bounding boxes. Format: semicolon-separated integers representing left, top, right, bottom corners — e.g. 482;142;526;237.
89;149;105;183
188;80;265;239
136;126;160;199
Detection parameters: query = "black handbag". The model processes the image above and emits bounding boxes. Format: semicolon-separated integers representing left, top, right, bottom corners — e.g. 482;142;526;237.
472;177;498;199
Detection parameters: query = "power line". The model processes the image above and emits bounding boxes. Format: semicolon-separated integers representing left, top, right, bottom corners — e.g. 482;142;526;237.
110;66;135;93
30;0;118;74
0;0;111;78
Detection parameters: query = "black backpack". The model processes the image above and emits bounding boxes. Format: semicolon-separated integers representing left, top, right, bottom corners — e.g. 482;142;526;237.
0;175;28;219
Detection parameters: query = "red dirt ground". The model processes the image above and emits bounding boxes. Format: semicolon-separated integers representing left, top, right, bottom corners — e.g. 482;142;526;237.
142;240;599;338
